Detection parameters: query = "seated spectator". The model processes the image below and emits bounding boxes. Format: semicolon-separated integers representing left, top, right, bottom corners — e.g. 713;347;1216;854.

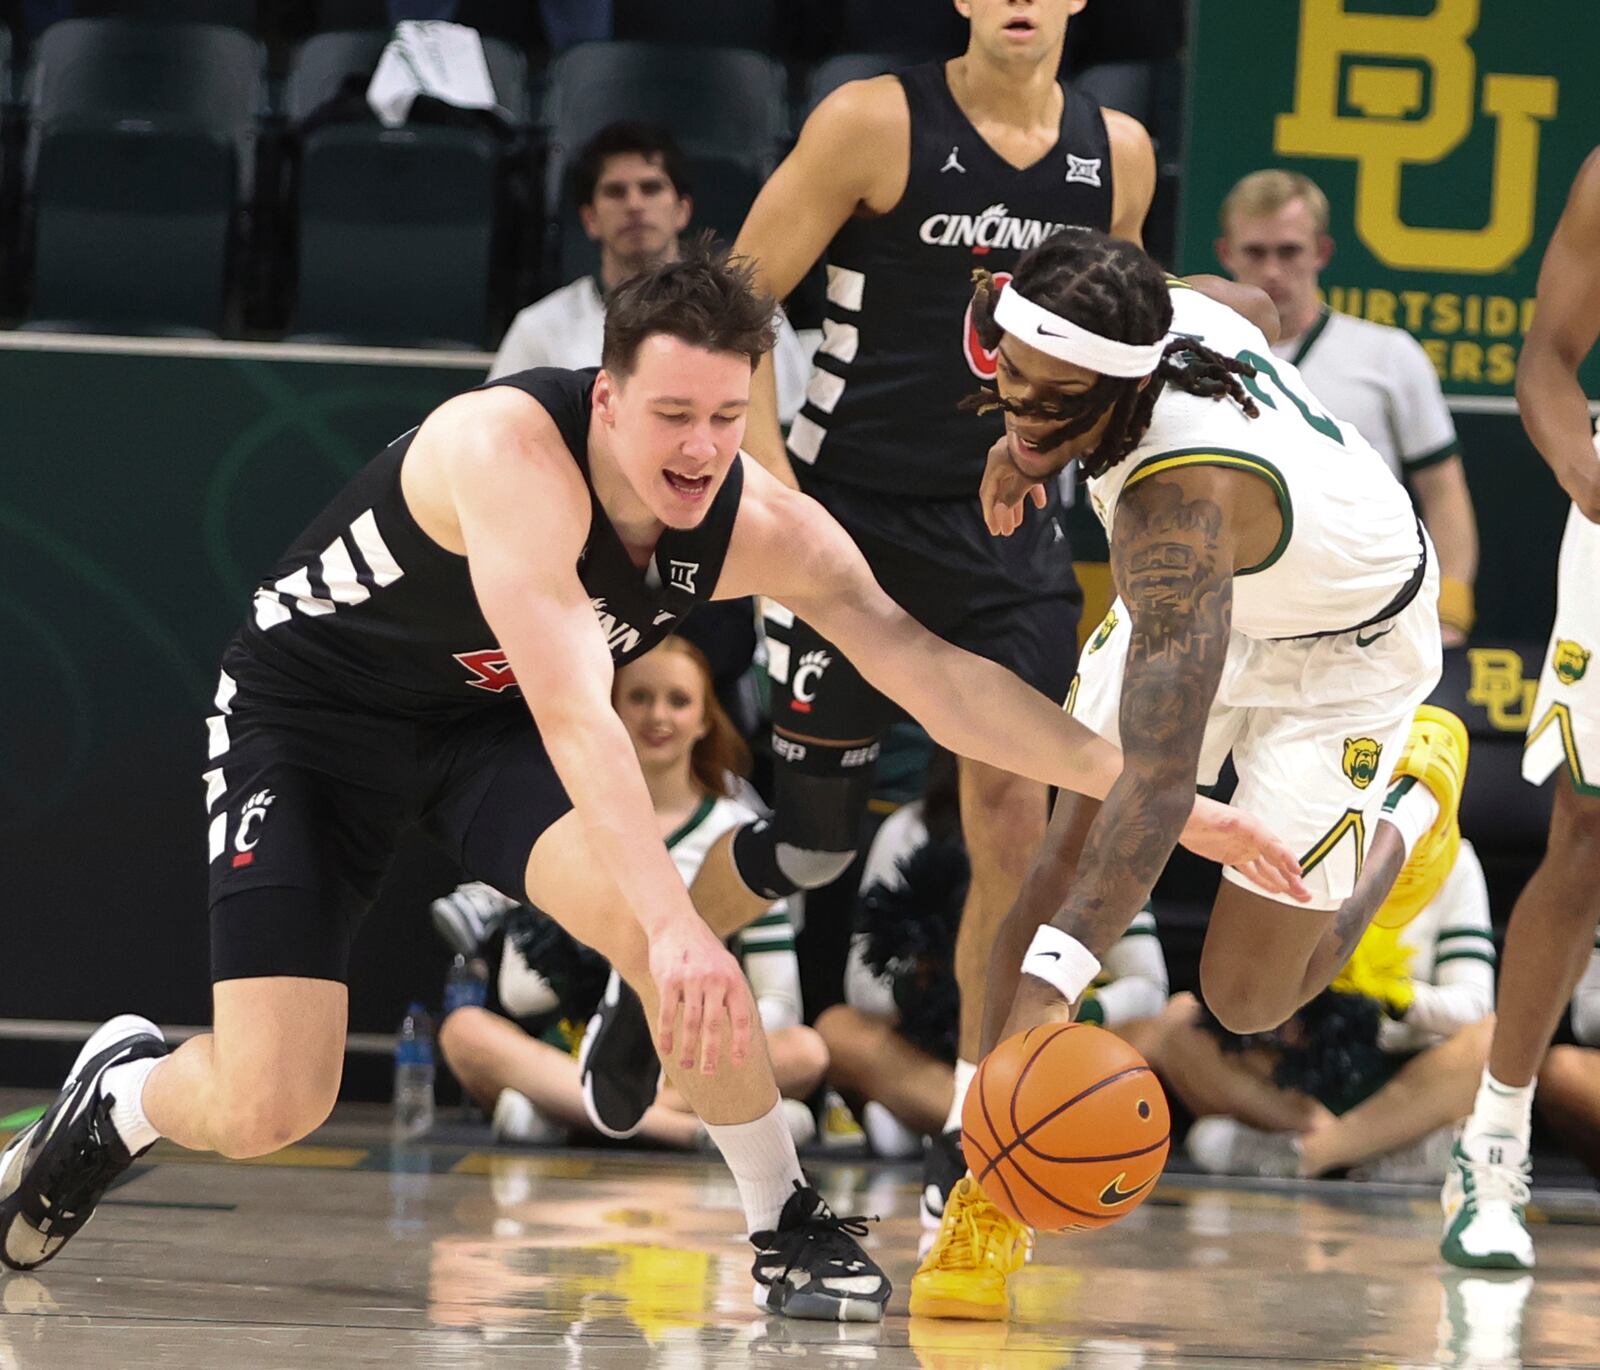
491;121;813;424
816;750;1170;1159
1534;945;1600;1179
1161;842;1496;1180
436;637;826;1147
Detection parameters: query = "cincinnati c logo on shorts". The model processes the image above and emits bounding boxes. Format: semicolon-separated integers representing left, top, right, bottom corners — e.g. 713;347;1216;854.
790;650;832;713
1086;608;1118;654
1342;737;1383;790
1554;640;1591;685
231;789;275;868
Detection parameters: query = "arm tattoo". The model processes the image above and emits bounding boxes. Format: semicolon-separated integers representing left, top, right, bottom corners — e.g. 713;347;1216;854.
1053;475;1234;955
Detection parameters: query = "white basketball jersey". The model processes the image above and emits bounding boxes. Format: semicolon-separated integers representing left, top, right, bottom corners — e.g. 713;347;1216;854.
1086;284;1424;641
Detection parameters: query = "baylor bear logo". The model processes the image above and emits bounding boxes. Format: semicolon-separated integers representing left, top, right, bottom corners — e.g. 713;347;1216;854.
1087;608;1119;654
1554;639;1591;685
1342;736;1383;789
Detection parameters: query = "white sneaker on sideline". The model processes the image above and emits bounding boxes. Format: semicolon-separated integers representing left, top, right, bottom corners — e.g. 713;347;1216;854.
491;1089;567;1145
1185;1117;1301;1178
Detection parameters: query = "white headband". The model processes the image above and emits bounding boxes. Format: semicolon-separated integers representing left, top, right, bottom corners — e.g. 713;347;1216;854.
992;282;1166;378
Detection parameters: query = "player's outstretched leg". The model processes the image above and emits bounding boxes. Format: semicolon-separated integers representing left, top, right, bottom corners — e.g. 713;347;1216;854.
0;1015;168;1270
1442;781;1600;1270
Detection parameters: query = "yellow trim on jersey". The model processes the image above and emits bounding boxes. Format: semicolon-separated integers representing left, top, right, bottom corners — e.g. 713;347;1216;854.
1122;448;1294;575
1064;674;1081;716
1300;809;1366;880
1524;702;1600;796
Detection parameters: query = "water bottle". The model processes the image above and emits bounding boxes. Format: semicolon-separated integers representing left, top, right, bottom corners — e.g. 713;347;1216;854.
442;954;490;1016
392;1003;436;1139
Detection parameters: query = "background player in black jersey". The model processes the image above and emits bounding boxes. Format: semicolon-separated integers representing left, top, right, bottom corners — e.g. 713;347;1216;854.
0;247;1301;1320
696;0;1158;1225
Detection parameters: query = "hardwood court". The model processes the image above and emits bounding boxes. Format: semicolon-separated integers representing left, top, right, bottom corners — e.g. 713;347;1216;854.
1;1101;1596;1369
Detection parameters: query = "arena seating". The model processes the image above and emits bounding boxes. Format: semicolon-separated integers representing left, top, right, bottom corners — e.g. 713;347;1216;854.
75;0;258;28
539;42;787;285
21;18;265;336
282;28;529;348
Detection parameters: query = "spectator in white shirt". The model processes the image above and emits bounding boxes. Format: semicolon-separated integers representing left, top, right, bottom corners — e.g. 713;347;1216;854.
1214;169;1480;647
491;121;813;422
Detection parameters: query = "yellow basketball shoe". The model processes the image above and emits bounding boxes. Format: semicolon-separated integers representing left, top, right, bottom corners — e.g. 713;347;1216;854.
908;1176;1033;1320
1372;705;1469;930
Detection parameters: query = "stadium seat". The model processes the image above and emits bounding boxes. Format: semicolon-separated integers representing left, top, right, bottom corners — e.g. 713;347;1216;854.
283;29;528;129
283;29;528;348
310;0;545;48
540;42;786;285
22;19;265;336
73;1;259;29
804;51;917;115
1074;60;1157;129
542;43;786;166
613;0;784;54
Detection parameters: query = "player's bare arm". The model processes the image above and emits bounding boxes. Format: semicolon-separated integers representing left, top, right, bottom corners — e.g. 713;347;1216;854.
732;78;909;485
720;460;1304;897
1408;456;1479;604
423;391;753;1072
1105;109;1156;246
1518;146;1600;522
1043;466;1239;957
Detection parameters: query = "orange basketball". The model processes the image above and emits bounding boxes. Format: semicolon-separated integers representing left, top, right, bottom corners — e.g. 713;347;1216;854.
962;1022;1170;1232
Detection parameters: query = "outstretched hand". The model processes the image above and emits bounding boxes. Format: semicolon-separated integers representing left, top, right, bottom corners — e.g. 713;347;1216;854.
980;435;1049;537
648;916;754;1075
1181;796;1311;903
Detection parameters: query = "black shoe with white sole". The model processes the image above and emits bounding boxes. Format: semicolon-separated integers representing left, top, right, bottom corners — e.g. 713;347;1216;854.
429;881;516;958
921;1127;966;1230
578;969;660;1139
0;1015;167;1271
751;1182;890;1323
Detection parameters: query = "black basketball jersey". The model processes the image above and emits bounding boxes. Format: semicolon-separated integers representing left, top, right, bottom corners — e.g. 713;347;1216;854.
225;368;744;715
791;62;1114;499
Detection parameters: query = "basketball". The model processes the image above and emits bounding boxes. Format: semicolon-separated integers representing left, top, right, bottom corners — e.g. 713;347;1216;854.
962;1022;1170;1232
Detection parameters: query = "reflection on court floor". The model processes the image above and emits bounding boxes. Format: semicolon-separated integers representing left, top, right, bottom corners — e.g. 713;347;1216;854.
0;1105;1596;1369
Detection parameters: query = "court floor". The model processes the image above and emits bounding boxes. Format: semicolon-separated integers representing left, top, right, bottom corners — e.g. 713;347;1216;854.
1;1100;1597;1369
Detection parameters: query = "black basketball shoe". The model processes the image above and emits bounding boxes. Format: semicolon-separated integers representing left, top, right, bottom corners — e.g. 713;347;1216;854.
0;1015;168;1270
751;1181;890;1322
578;969;660;1139
921;1127;967;1230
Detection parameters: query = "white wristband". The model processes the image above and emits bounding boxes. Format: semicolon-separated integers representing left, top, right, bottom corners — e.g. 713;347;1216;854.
1021;926;1101;1003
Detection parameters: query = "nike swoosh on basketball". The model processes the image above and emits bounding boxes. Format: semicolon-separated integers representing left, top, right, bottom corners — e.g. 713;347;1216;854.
1098;1172;1155;1206
1355;626;1395;647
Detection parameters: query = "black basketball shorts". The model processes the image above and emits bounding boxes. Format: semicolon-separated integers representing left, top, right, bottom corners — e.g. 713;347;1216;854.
765;475;1082;776
203;667;572;984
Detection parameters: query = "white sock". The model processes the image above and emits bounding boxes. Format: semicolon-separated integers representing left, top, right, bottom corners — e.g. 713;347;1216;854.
944;1059;977;1135
1381;779;1441;861
703;1099;805;1235
1462;1068;1533;1157
101;1057;162;1152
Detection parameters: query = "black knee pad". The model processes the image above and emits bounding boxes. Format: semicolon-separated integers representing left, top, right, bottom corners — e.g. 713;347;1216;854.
731;772;873;899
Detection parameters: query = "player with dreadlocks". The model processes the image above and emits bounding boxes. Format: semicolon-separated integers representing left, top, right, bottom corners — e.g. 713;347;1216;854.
911;228;1473;1320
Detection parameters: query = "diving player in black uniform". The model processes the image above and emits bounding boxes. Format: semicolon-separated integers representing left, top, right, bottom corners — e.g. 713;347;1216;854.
0;247;1301;1321
703;0;1157;1226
